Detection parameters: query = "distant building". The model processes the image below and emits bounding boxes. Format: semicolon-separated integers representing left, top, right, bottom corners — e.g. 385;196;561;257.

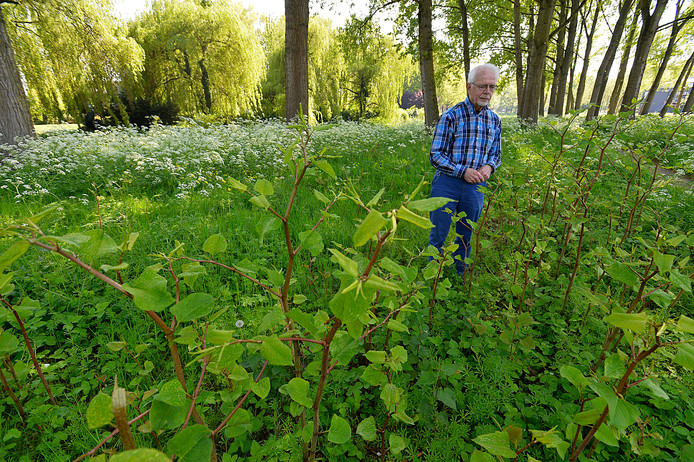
641;78;693;113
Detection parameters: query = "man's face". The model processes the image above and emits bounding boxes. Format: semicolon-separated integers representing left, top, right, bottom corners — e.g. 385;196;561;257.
466;69;498;110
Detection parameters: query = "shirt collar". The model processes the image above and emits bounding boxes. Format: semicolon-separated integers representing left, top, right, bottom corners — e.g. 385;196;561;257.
463;97;488;115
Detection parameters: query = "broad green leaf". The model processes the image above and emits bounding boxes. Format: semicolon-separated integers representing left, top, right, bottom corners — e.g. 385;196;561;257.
573;408;601;425
605;262;639;286
251;377;271;399
217;343;245;371
649;289;675;309
282;377;313;407
106;341;127;352
328;249;359;277
365;188;385;207
27;205;57;224
165;424;212;462
652;250;675;274
436;387;457;410
361;365;387;387
594;423;620;446
228;177;247;192
258;306;285;332
604;353;626;379
396;206;433;229
119;232;139;252
313;189;329;204
353;209;388;247
224;408;251;438
357;417;377;441
530;428;570;458
86;392;113;429
180;262;206;288
170;293;215;322
0;241;30;273
110;449;170;462
673;344;694;370
287;308;320;337
202;234;227;255
100;263;129;272
389;433;407;455
670;270;692;293
407;197;451;213
80;230;118;261
298;230;324;256
0;331;19;354
364;274;400;292
504;425;523;449
313;160;336;179
327;415;351;444
249;195;271;210
677;315;694;334
641;379;669;400
259;335;293;366
122;267;175;312
472;431;517;457
254;179;274;196
470;450;495;462
380;383;401;412
390;345;407;365
256;216;281;245
604;312;647;333
0;271;13;293
365;350;386;364
329;331;360;365
520;336;536;350
157;379;187;406
387;319;409;333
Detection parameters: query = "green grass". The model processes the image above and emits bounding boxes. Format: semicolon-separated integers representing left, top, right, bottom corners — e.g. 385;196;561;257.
1;115;694;461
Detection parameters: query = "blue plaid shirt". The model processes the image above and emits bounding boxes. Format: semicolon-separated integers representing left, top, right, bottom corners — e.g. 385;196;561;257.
429;97;501;178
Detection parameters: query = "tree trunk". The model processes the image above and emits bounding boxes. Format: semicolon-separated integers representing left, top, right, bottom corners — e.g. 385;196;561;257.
519;0;556;124
548;0;568;115
552;0;580;116
199;59;212;114
457;0;471;79
513;0;525;109
683;79;694;112
639;0;687;114
574;4;600;110
619;0;669;114
285;0;309;121
608;13;638;114
585;0;635;120
0;9;35;146
659;49;694;116
419;0;439;128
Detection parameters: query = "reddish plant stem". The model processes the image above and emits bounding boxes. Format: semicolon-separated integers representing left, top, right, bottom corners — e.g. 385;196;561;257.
183;323;210;429
72;410;150;462
0;295;56;405
211;360;268;437
0;366;25;421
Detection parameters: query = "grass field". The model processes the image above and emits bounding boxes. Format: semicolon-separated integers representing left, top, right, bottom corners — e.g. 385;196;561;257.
1;114;693;461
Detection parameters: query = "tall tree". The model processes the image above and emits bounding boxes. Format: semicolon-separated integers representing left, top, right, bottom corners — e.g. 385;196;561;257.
0;7;34;145
639;0;692;114
586;0;635;119
519;0;557;124
285;0;309;120
618;0;669;114
659;49;694;116
549;0;580;116
573;2;600;110
419;0;439;127
608;13;638;114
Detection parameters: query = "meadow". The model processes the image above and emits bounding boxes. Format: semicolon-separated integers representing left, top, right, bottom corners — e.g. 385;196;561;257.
0;113;693;462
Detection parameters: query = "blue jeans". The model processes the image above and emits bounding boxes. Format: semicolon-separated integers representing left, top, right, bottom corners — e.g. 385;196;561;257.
428;170;486;276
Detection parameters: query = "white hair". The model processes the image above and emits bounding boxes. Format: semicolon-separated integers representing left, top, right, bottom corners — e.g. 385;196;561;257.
468;64;500;83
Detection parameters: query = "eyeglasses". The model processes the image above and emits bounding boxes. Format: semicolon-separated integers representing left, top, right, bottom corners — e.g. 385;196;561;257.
470;83;497;92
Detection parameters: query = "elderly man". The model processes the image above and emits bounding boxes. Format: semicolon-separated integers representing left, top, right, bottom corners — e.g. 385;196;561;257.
428;63;501;279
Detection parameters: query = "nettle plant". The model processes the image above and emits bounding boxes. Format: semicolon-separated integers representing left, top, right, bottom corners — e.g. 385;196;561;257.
0;113;450;461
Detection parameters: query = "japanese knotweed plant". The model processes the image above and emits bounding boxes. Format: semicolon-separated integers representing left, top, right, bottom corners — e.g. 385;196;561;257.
0;112;450;462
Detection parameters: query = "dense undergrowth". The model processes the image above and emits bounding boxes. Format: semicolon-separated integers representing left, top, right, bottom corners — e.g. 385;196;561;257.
0;113;693;462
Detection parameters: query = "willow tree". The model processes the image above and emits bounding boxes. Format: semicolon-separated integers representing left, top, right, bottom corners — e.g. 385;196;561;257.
1;0;142;141
308;17;347;121
131;0;264;118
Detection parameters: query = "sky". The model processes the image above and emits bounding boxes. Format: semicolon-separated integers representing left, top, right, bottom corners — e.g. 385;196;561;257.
112;0;372;27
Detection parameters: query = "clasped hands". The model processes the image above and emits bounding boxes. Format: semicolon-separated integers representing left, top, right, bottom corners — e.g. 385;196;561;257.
463;164;492;184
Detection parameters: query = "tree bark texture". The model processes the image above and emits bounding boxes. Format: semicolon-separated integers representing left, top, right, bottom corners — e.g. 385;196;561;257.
419;0;439;128
659;49;694;116
639;0;688;114
585;0;635;119
574;4;600;110
457;0;471;80
608;13;638;114
0;9;35;146
285;0;309;121
548;0;568;115
618;0;669;114
551;0;580;116
513;0;524;107
519;0;556;124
